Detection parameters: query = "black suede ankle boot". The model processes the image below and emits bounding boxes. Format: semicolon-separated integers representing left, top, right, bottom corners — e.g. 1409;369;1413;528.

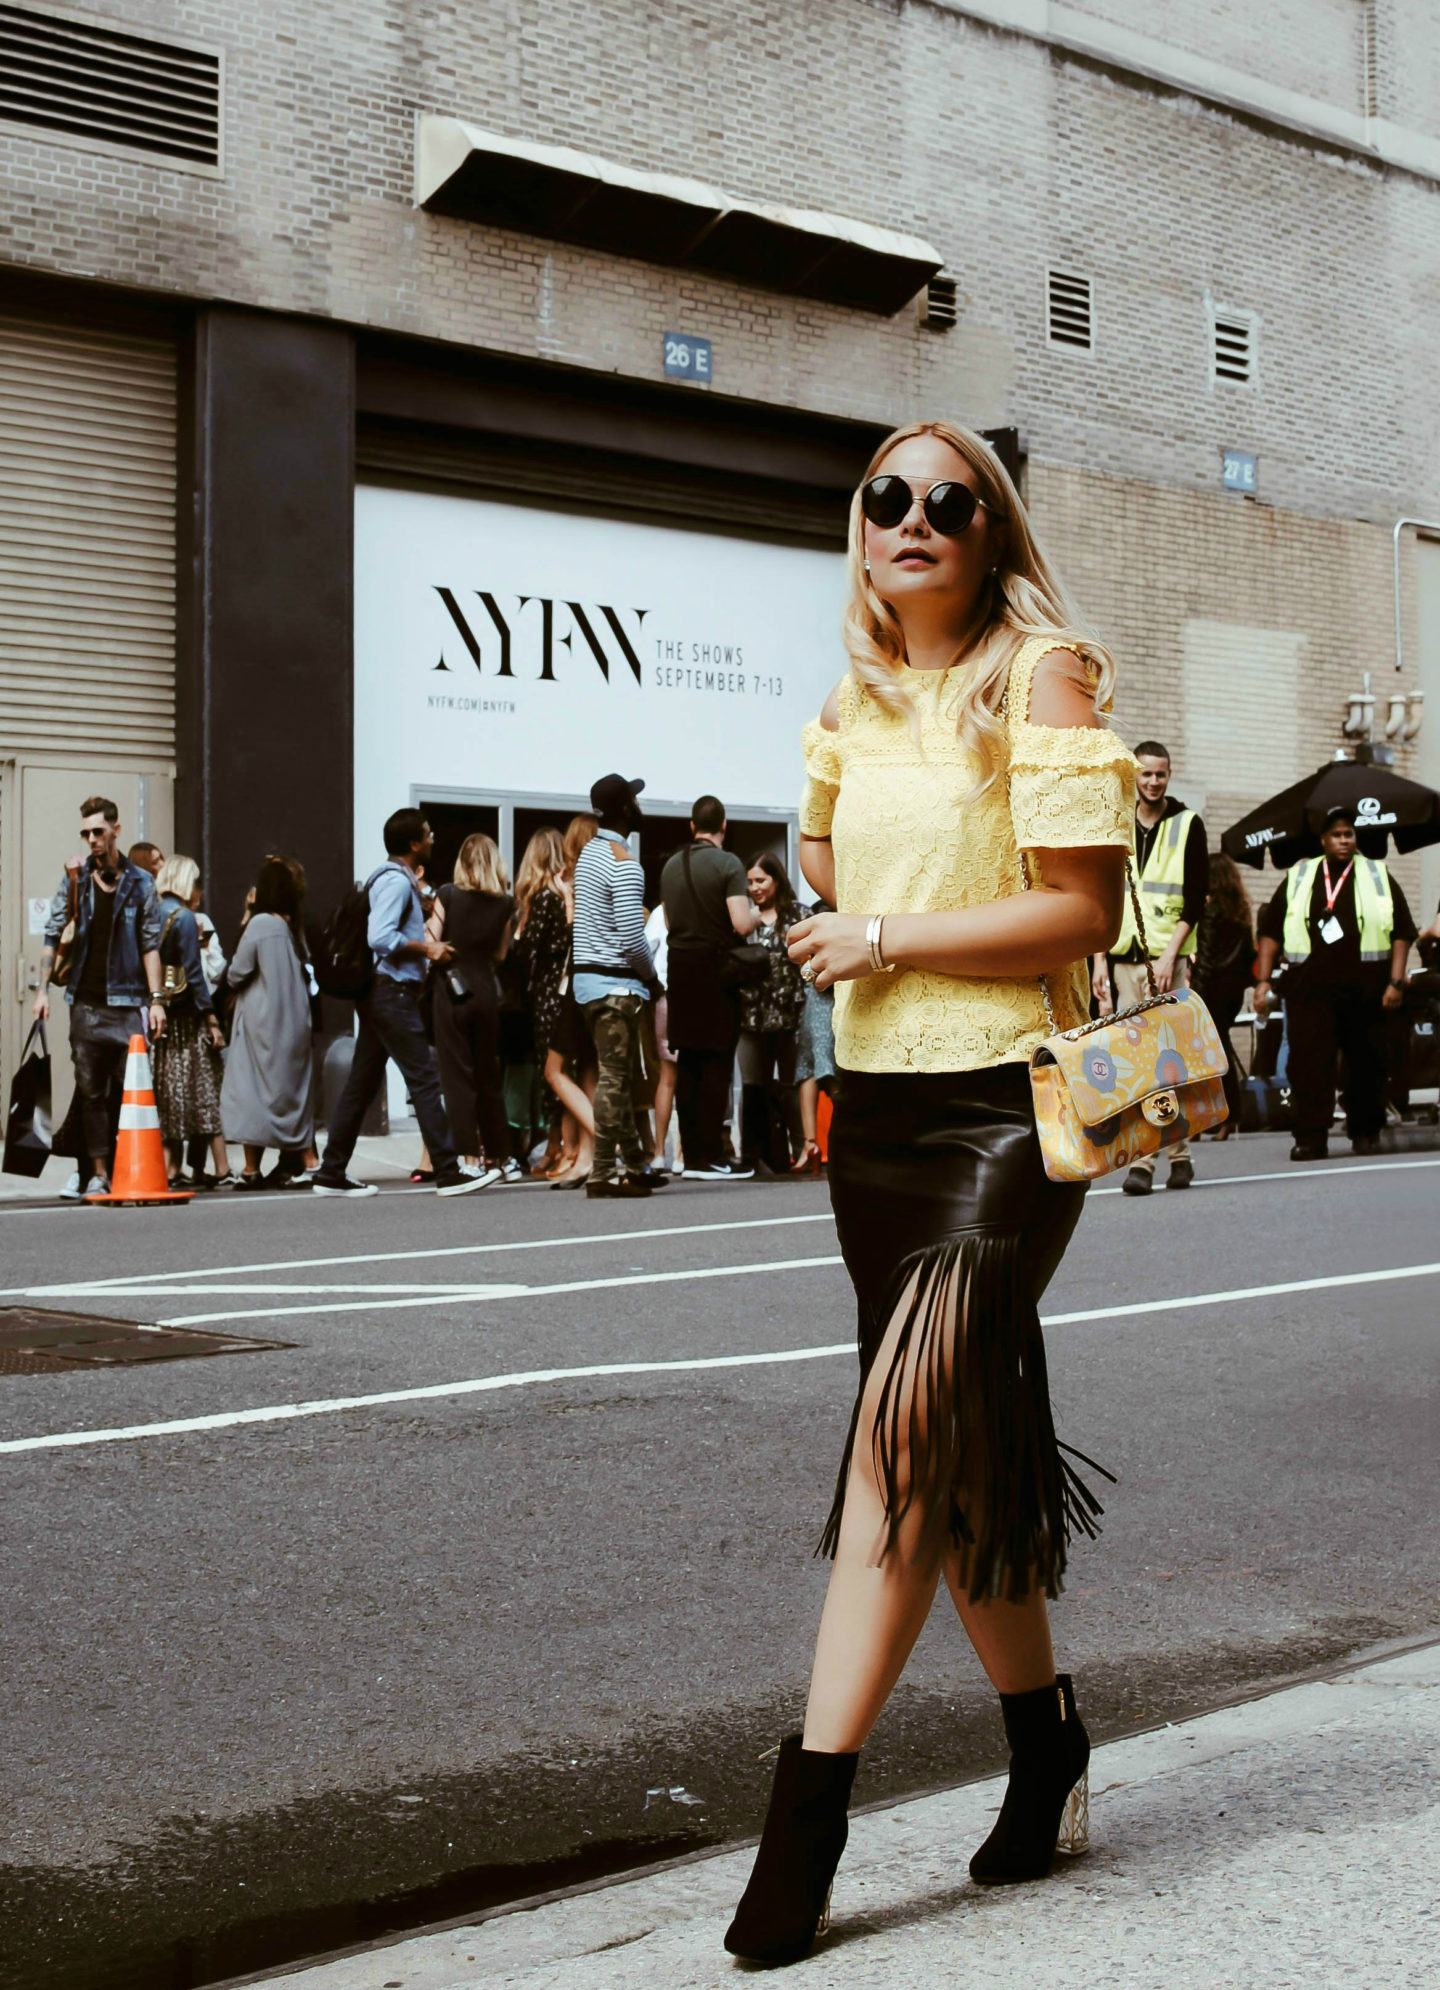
724;1736;859;1964
969;1673;1090;1884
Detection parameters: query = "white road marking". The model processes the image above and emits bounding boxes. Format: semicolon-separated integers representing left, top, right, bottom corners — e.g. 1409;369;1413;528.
152;1254;848;1327
4;1258;1437;1456
30;1283;535;1299
1091;1156;1440;1196
9;1211;839;1296
0;1345;859;1453
10;1157;1436;1304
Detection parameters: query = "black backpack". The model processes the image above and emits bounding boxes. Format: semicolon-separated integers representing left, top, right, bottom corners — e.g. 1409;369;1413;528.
313;874;378;1000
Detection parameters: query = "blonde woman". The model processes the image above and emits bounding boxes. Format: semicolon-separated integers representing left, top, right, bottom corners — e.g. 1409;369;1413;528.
541;813;600;1189
725;422;1135;1965
428;832;515;1187
513;827;571;1174
151;854;229;1187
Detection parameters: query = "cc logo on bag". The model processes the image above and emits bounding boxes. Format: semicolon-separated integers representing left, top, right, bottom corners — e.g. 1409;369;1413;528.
1141;1089;1180;1127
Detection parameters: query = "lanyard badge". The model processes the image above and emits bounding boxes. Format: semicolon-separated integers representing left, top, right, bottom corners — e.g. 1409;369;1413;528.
1317;859;1353;946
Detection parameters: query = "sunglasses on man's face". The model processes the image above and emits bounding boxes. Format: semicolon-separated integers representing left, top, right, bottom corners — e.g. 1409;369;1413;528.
81;825;110;839
860;475;986;537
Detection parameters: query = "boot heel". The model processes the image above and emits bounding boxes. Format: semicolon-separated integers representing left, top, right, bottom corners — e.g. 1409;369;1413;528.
816;1882;833;1938
1055;1767;1089;1856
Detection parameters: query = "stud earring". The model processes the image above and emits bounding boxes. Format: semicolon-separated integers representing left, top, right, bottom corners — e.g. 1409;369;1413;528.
863;559;871;572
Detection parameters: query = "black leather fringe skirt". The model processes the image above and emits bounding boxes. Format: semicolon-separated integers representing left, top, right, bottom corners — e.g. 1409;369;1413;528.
821;1061;1110;1602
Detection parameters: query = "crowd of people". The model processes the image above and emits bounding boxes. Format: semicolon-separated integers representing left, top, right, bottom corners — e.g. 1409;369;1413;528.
31;785;840;1202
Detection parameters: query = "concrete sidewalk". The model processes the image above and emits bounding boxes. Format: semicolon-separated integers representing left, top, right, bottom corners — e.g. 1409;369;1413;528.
262;1640;1438;1989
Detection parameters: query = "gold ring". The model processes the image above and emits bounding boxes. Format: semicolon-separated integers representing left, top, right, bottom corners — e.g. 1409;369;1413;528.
799;960;816;984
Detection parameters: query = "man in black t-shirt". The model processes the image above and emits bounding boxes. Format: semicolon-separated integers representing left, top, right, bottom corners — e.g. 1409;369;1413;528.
659;794;759;1179
1255;807;1416;1160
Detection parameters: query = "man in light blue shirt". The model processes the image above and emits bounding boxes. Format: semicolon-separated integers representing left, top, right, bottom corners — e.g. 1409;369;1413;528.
314;808;490;1198
572;773;658;1199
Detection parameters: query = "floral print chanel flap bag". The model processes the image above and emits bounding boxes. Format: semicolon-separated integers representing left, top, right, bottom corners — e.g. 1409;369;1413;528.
1023;858;1231;1183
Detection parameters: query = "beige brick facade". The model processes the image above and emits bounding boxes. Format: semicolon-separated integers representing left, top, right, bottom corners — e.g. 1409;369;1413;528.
1;0;1437;911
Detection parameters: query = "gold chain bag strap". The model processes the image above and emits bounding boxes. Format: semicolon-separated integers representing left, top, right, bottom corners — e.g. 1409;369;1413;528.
1004;693;1231;1182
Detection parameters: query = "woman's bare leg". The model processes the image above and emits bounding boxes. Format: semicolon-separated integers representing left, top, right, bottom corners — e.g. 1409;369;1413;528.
798;1077;819;1146
943;1570;1056;1694
653;1059;677;1165
803;1267;950;1753
803;1452;946;1753
545;1051;594;1135
802;1257;1058;1752
242;1143;264;1177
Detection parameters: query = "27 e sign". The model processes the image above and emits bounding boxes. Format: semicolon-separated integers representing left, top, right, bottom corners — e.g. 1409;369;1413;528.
433;589;649;685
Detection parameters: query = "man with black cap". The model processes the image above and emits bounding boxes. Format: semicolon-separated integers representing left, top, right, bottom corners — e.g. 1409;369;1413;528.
1254;805;1416;1160
572;773;658;1198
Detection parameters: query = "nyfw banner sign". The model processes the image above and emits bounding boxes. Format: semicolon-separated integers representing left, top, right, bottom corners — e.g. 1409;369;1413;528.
353;484;847;844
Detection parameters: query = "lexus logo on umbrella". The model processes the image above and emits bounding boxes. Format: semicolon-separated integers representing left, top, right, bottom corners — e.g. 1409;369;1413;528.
1356;796;1398;826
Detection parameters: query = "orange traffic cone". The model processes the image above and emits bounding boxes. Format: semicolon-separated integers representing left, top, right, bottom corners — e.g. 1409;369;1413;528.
88;1034;192;1205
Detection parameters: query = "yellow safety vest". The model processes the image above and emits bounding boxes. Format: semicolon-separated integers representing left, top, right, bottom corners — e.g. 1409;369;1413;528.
1282;855;1394;964
1114;808;1199;959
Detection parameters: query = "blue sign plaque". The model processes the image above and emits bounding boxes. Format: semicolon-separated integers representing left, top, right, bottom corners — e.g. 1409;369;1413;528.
1221;448;1258;495
663;332;712;384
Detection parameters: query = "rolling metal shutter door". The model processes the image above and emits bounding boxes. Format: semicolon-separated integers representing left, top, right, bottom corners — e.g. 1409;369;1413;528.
0;311;176;756
355;420;851;545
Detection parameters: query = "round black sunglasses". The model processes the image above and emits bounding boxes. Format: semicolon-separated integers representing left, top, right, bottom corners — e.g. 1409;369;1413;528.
860;474;987;537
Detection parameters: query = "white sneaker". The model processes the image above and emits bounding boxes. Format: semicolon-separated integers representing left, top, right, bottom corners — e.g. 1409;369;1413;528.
436;1165;502;1196
59;1171;84;1201
499;1158;525;1183
83;1174;111;1197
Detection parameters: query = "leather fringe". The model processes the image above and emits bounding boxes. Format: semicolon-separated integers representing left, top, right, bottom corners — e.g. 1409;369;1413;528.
816;1230;1114;1601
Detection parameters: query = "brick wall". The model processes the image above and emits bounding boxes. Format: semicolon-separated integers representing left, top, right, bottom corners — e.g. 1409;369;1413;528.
1060;0;1368;111
1030;458;1424;908
0;0;1435;525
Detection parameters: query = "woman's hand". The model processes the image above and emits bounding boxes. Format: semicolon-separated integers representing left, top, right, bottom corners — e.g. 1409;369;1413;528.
787;912;874;991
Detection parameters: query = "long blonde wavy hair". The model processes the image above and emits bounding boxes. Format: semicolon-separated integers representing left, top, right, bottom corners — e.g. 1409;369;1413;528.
453;832;510;895
514;825;565;933
844;420;1116;800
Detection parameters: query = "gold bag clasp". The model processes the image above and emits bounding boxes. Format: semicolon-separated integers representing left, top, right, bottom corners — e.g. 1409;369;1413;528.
1141;1088;1180;1127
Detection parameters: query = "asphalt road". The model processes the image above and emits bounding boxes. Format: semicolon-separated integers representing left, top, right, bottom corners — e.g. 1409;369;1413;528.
2;1136;1437;1990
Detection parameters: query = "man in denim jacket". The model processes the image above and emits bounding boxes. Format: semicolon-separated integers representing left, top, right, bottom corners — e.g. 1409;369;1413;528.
35;795;165;1197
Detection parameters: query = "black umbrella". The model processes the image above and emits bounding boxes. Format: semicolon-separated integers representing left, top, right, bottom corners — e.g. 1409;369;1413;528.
1222;759;1440;869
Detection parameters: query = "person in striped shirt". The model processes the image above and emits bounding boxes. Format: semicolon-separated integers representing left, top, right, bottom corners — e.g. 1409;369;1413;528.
572;772;658;1198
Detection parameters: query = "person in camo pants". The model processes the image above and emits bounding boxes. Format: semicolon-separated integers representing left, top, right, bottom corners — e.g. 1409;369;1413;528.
570;772;660;1201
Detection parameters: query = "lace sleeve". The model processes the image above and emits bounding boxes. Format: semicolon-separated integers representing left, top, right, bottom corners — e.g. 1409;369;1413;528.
800;718;842;837
1006;636;1135;850
1009;728;1136;849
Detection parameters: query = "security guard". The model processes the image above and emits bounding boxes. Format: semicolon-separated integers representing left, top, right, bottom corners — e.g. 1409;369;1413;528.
1093;738;1209;1194
1255;806;1415;1161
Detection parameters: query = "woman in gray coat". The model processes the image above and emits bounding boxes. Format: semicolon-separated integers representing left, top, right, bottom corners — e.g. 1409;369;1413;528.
221;858;317;1187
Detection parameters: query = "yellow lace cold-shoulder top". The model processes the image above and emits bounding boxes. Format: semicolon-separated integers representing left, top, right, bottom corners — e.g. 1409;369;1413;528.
799;633;1136;1074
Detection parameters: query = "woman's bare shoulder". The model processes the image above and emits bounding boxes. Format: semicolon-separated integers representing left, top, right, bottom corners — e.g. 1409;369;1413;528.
817;676;848;732
1026;647;1104;730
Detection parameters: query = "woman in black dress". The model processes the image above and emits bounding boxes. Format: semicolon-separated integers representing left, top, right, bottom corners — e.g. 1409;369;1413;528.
737;852;807;1173
428;833;515;1185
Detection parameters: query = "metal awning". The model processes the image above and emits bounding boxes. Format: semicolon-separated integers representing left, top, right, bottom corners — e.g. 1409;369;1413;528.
415;116;942;316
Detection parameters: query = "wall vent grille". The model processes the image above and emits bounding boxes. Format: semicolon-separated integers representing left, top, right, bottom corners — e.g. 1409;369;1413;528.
0;4;220;167
1046;269;1092;350
1212;310;1254;384
922;273;959;329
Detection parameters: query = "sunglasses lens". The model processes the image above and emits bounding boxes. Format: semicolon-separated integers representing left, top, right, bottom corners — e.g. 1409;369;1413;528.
924;482;979;535
860;476;913;529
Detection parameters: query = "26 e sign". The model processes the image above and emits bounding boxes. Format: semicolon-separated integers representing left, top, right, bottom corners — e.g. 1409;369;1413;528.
663;332;712;383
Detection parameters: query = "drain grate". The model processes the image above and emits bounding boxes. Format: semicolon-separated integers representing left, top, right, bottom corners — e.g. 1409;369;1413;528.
0;1306;292;1372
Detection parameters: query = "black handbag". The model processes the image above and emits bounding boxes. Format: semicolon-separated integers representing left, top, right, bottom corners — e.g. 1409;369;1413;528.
4;1019;53;1178
681;846;768;988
